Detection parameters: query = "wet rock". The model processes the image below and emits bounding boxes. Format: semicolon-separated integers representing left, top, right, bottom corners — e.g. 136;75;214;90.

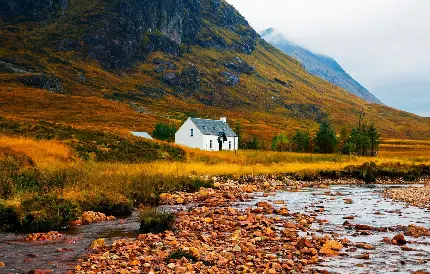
319;240;343;256
297;238;314;248
385;187;430;209
344;198;353;204
25;231;63;241
404;224;430;237
220;71;239;86
392;234;407;245
89;238;105;249
356;243;375;250
401;246;415;251
355;253;371;260
355;224;374;231
343;220;352;226
81;211;115;225
28;270;53;274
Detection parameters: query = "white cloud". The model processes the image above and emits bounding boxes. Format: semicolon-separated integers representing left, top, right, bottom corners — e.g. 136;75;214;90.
227;0;430;116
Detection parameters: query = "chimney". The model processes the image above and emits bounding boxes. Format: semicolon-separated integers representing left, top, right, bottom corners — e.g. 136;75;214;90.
220;116;227;123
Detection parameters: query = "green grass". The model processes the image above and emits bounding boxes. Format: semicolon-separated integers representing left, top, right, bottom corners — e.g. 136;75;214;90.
139;207;175;233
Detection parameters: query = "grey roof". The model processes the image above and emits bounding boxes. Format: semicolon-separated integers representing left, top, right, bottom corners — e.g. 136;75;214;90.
190;118;237;137
131;132;153;140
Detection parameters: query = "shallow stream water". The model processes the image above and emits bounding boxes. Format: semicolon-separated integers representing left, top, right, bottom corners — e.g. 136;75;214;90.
240;184;430;274
0;212;140;273
0;185;429;273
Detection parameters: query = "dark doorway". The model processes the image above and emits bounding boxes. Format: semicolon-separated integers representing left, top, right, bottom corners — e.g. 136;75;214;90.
218;139;222;151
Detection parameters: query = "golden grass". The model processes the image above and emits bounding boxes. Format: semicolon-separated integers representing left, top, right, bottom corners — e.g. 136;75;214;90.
1;135;429;177
378;138;430;158
0;135;76;169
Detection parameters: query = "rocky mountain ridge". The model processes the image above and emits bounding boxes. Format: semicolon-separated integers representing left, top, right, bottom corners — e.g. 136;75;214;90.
0;0;429;141
261;28;383;104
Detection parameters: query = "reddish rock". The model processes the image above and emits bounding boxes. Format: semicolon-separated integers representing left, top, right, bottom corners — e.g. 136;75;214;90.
28;270;53;274
392;234;407;246
355;224;374;231
355;253;371;260
297;238;314;249
401;246;415;251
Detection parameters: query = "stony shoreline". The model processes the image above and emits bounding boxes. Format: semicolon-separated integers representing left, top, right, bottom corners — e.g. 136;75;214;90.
384;184;430;209
75;179;344;273
74;177;430;273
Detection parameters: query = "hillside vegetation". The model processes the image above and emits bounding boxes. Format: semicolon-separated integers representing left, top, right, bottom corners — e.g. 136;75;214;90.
0;0;429;143
1;119;429;232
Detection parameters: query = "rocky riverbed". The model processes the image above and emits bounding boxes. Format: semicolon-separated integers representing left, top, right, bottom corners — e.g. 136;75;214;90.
74;178;430;274
1;177;429;273
385;184;430;209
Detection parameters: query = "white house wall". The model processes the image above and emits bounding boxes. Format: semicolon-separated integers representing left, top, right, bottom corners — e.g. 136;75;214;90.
175;118;239;151
175;118;204;149
203;135;238;151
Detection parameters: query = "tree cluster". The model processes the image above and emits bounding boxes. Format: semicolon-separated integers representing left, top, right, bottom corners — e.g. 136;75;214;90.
341;122;381;156
269;116;381;156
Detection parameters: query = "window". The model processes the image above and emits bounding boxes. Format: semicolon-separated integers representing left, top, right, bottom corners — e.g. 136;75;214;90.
229;141;232;150
190;129;194;137
209;140;213;149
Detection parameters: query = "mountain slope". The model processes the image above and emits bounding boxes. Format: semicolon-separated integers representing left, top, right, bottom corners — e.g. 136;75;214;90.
261;28;383;104
0;0;429;143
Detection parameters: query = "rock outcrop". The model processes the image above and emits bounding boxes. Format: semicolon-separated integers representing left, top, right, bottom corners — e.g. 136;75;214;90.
1;0;258;69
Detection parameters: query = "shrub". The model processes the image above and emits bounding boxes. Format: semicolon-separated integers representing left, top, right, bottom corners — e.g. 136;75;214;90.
78;193;133;216
131;175;213;206
0;203;20;232
152;123;177;142
167;249;198;262
139;207;175;233
271;133;290;152
20;196;80;232
242;136;261;150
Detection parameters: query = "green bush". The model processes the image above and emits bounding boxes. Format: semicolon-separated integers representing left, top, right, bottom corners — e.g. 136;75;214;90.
78;193;133;216
152;123;177;142
0;203;20;232
271;133;290;152
139;207;175;233
20;196;80;232
167;249;198;262
131;175;213;206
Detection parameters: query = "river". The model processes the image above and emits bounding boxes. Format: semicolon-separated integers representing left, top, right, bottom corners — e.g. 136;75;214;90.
0;185;429;273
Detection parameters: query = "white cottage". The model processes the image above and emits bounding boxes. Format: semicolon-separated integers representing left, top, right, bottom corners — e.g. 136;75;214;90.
175;117;238;151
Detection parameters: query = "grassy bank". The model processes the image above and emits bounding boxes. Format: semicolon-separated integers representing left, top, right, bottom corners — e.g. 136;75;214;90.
1;122;430;232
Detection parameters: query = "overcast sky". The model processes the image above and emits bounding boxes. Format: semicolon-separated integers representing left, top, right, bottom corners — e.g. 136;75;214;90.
227;0;430;117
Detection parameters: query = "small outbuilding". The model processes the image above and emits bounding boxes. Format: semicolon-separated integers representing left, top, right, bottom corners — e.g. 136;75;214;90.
131;132;153;140
175;117;238;151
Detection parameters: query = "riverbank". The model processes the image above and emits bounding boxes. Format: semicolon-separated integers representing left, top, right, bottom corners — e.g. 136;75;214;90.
75;177;336;273
385;184;430;209
74;178;430;273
